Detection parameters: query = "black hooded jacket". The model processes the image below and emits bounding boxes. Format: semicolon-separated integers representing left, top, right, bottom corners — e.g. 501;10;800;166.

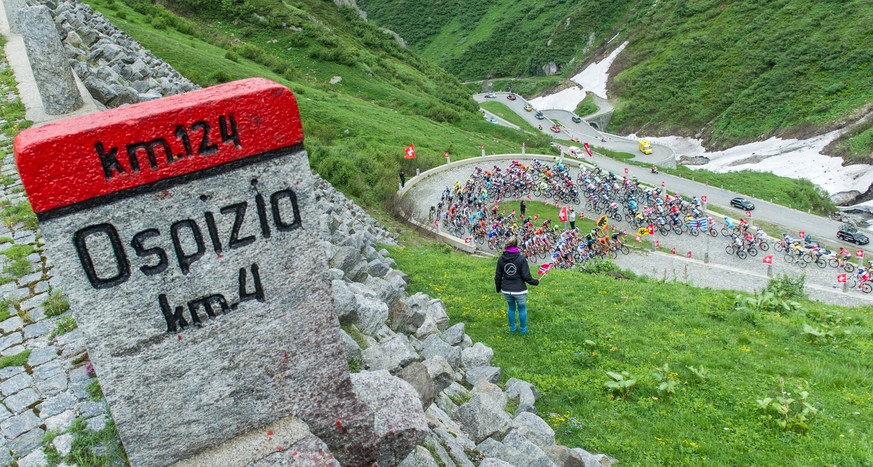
495;250;539;293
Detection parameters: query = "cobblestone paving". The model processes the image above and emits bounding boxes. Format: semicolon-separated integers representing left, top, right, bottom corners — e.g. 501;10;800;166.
0;57;111;465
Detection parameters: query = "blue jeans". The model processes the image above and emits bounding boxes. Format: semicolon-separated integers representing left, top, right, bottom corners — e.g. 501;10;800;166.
504;293;528;333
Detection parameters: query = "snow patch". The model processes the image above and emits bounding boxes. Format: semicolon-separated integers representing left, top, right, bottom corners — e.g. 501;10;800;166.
643;131;873;196
529;86;587;112
571;41;628;99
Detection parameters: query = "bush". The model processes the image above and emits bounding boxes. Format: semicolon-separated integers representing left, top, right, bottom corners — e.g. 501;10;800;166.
766;273;807;301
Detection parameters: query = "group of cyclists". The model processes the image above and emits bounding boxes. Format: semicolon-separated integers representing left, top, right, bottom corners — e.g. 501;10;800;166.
429;160;873;293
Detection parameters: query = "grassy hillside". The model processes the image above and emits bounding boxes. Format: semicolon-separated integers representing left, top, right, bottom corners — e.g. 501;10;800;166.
391;241;873;466
357;0;637;81
360;0;873;156
88;0;554;206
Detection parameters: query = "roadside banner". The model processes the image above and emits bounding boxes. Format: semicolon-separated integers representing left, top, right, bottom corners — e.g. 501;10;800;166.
596;215;608;230
636;227;649;237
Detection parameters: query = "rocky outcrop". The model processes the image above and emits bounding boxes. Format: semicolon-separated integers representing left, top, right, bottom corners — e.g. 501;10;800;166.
42;0;198;108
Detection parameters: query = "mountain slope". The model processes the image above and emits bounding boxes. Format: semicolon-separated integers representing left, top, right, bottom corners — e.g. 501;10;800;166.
85;0;554;206
360;0;873;156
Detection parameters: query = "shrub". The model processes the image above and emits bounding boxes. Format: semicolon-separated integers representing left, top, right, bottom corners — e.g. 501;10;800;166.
766;273;807;301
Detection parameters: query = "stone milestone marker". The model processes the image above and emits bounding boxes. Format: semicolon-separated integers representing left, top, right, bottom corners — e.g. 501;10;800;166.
14;78;376;466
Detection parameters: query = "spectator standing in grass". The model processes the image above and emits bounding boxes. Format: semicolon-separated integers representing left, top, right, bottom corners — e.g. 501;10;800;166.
399;170;406;188
520;200;527;218
495;236;539;335
569;208;576;230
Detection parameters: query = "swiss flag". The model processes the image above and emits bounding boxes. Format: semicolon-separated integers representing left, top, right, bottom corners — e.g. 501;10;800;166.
857;250;865;258
837;273;847;284
559;206;569;222
762;255;773;265
464;237;472;244
647;224;654;235
404;144;416;159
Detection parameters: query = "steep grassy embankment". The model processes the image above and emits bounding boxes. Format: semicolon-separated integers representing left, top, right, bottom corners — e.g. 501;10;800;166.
360;0;873;158
87;0;556;207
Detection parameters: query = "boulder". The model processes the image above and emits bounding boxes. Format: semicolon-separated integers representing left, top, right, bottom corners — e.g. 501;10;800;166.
351;370;429;467
505;378;539;415
368;258;390;278
571;448;614;467
398;445;439;467
479;430;556;467
422;355;454;394
461;342;494;369
456;382;511;443
480;458;515;467
545;445;586;467
510;412;556;451
353;295;389;335
414;315;439;339
331;279;356;323
420;334;460;370
338;328;362;362
398;362;435;410
441;322;465;346
362;334;418;373
464;366;501;386
424;404;463;435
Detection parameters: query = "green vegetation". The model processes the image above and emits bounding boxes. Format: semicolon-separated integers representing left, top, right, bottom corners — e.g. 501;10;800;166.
87;380;104;401
479;101;537;131
0;349;30;369
0;200;38;230
574;93;598;117
52;316;78;337
826;119;873;165
665;167;836;216
362;0;873;153
359;0;635;81
43;289;71;318
390;242;873;465
63;417;127;467
87;0;556;208
1;243;36;279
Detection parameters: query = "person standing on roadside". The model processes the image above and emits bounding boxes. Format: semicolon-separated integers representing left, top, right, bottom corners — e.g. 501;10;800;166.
569;208;576;230
399;169;406;188
495;236;539;335
520;200;527;218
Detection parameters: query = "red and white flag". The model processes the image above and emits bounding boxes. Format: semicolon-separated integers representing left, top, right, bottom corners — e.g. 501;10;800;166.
584;142;592;157
559;206;569;222
762;255;773;265
538;263;552;275
464;237;472;244
857;250;865;258
686;251;692;258
837;273;847;284
404;144;416;159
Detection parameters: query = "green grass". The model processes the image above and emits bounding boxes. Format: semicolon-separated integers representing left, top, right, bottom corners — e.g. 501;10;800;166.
479;101;538;131
0;200;38;230
574;93;598;117
43;290;71;318
0;349;30;369
87;380;104;401
52;316;78;338
64;417;127;467
1;243;35;278
88;0;556;208
389;242;873;466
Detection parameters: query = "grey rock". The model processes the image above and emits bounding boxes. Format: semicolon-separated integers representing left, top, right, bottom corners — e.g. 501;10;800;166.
18;6;84;114
423;433;455;467
17;448;46;467
0;365;24;380
329;245;361;275
461;342;494;369
44;409;76;432
1;344;24;356
545;445;586;467
461;334;473;349
26;346;57;367
332;279;356;323
464;366;501;386
23;320;51;339
83;75;117;103
506;378;539;415
64;30;83;47
571;448;613;467
398;362;435;410
53;433;74;457
38;391;78;419
420;334;460;370
353;295;389;335
32;360;63;381
422;355;454;394
0;372;32;396
434;428;475;467
456;382;511;443
0;404;10;423
441;322;465;346
479;458;514;467
362;333;417;373
511;412;556;451
502;430;556;467
0;445;11;467
0;331;22;351
86;414;107;431
424;404;463;435
414;315;439;339
3;0;28;33
367;258;390;278
6;388;39;413
8;427;44;456
18;271;43;286
434;391;459;420
1;410;39;438
78;400;105;419
35;372;68;397
351;370;428;467
398;445;439;467
338;328;362;362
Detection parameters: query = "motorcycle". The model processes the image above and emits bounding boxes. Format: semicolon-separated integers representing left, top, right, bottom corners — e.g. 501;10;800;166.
651;166;659;174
